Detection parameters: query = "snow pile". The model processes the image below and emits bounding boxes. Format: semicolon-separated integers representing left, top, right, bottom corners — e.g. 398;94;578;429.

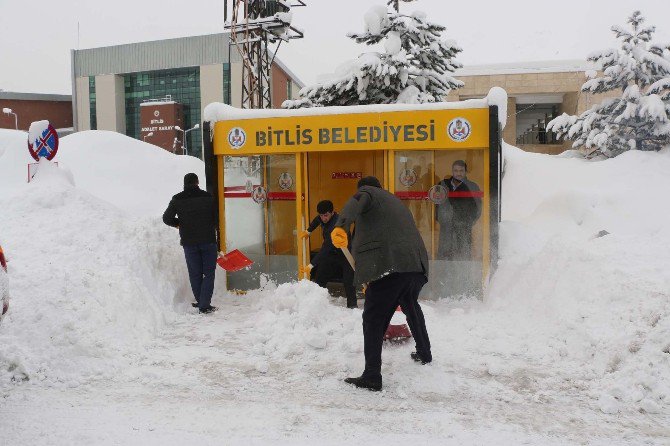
486;86;508;129
1;130;205;216
485;143;670;414
53;131;205;217
0;130;203;386
247;280;361;373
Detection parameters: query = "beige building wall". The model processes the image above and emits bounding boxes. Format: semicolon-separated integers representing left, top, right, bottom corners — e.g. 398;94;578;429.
95;74;126;133
449;67;620;152
503;97;516;144
291;80;301;100
75;77;90;131
200;64;225;118
230;62;244;108
455;71;585;98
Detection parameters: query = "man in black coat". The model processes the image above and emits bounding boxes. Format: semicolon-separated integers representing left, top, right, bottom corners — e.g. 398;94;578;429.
163;173;218;314
332;176;432;391
300;200;357;308
436;160;481;260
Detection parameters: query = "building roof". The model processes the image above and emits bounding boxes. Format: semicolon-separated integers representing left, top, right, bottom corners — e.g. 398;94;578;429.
455;59;595;77
72;32;303;87
0;91;71;102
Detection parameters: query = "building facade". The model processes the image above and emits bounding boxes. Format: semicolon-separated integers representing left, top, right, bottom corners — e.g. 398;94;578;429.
0;92;73;132
71;33;303;158
448;60;617;154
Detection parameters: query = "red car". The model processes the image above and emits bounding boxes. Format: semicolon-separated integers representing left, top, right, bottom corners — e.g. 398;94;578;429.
0;244;8;323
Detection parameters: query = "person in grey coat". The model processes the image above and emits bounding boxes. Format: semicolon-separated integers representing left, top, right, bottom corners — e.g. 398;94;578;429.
331;176;432;391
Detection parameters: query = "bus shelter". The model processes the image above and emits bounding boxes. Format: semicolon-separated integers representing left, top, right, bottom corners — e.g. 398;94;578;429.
203;100;502;299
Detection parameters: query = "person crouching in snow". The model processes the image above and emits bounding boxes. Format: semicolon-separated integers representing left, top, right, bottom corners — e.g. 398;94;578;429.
163;173;218;314
300;200;357;309
332;176;432;391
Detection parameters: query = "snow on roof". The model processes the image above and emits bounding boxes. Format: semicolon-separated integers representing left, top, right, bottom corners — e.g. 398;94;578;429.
205;98;485;122
455;59;596;77
205;87;507;128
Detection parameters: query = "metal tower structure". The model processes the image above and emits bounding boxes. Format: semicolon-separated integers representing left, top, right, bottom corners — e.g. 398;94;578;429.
224;0;305;109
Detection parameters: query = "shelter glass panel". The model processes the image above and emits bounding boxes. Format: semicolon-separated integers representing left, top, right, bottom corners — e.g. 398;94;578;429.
394;150;487;299
224;154;297;290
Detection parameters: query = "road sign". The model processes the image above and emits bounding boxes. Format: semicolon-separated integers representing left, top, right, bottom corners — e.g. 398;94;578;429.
28;122;59;161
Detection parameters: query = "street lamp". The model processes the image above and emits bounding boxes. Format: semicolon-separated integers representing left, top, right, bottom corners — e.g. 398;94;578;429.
143;132;154;142
175;124;200;157
2;108;18;130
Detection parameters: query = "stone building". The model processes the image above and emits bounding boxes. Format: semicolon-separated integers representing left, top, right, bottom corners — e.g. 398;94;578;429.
449;60;617;154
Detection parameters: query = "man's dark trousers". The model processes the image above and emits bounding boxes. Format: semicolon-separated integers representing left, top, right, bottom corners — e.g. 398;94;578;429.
361;272;431;380
183;242;218;310
313;252;357;308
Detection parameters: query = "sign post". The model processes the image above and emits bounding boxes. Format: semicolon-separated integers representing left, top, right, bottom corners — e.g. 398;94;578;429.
27;120;59;182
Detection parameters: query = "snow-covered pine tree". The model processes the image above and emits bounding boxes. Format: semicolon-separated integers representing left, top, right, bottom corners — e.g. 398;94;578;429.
283;0;463;108
547;11;670;157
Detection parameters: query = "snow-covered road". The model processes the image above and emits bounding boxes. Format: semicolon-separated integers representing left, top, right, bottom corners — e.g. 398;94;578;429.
2;286;667;445
1;130;668;444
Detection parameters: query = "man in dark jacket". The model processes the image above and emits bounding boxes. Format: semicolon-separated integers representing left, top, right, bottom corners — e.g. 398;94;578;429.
163;173;218;314
436;160;481;260
300;200;357;308
332;176;432;391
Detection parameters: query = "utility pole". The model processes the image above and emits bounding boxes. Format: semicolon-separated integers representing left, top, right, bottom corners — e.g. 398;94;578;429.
224;0;306;109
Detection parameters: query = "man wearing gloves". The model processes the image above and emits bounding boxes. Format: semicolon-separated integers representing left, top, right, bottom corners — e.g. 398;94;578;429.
300;200;357;309
331;176;432;391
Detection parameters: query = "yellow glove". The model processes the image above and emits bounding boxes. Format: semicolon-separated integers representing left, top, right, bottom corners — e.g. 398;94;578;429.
331;227;348;248
299;230;310;239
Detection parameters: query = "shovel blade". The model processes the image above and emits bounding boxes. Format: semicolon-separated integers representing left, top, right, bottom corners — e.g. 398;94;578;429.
217;249;253;272
384;323;412;341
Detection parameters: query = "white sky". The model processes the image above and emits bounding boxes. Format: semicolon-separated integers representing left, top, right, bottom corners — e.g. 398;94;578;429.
1;0;669;94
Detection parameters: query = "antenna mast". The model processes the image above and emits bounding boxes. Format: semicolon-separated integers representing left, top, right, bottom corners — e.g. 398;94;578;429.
224;0;305;109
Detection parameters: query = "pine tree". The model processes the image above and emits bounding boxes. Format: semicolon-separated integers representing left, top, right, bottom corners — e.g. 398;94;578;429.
283;0;463;108
547;11;670;157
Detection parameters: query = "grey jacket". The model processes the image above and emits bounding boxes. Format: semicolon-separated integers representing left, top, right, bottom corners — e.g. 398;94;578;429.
336;185;429;286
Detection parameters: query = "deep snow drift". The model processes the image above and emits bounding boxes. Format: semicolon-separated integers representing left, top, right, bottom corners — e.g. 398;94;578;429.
0;129;668;444
0;130;207;384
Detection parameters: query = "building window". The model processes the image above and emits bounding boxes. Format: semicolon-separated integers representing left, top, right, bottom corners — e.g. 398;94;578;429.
286;79;292;100
515;103;561;145
89;76;97;130
223;63;231;105
124;67;202;158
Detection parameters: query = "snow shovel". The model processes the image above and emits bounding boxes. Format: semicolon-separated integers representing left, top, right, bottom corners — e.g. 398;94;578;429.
384;306;412;343
340;247;412;342
216;249;253;272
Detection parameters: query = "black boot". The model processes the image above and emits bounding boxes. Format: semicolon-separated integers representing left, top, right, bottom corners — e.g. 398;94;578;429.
344;375;382;391
199;306;218;314
410;351;432;364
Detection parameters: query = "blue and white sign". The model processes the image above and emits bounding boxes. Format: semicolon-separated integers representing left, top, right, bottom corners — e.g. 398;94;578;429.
27;120;59;161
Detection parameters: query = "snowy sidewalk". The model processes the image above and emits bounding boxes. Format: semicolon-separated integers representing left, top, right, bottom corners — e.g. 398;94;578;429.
2;288;667;445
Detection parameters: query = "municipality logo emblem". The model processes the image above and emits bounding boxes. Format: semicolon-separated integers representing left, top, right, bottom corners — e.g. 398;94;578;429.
228;127;246;149
447;118;471;142
399;168;417;187
278;172;293;190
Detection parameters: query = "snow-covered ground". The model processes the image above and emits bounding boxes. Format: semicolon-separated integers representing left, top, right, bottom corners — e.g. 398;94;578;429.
0;129;668;445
